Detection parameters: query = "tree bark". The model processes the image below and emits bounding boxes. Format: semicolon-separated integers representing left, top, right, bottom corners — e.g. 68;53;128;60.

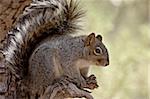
0;0;32;41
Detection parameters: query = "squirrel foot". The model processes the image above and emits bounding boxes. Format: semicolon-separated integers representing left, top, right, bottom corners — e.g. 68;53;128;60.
84;74;99;90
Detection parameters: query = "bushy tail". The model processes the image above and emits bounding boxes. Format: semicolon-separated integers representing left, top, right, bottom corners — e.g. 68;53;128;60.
3;0;84;79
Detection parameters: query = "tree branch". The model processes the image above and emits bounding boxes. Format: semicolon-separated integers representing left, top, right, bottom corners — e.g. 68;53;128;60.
41;75;98;99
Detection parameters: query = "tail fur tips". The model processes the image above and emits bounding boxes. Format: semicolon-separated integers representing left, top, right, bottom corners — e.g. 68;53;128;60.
3;0;84;79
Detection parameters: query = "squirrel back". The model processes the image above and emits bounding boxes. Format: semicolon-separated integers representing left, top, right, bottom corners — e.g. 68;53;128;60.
3;0;84;79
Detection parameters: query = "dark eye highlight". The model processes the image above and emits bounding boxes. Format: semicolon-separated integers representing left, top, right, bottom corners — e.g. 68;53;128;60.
94;47;102;55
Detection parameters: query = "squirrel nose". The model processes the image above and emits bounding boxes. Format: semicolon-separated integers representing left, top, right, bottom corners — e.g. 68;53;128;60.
104;62;109;66
104;58;109;66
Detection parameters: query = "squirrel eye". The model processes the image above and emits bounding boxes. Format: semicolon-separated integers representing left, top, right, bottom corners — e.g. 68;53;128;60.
94;47;103;55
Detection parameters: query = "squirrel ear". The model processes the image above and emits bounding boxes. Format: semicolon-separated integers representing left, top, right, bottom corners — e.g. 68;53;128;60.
84;33;96;46
96;35;102;41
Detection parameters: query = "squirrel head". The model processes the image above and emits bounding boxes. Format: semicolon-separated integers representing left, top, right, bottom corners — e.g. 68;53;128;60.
83;33;109;67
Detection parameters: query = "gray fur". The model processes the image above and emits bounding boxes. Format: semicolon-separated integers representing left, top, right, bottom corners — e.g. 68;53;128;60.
26;34;109;95
26;35;86;94
3;0;84;79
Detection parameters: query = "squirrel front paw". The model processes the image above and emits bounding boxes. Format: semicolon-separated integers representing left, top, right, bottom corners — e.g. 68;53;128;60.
84;74;99;90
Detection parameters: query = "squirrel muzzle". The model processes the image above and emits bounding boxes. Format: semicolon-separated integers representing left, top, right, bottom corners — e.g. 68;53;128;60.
97;57;109;67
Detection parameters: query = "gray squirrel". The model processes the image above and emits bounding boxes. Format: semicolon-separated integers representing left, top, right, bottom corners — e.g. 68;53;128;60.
3;0;109;97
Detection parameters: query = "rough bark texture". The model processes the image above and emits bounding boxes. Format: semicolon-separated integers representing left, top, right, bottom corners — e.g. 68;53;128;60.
0;0;32;41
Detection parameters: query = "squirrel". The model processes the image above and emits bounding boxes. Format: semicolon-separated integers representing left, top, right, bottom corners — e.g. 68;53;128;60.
3;0;109;97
